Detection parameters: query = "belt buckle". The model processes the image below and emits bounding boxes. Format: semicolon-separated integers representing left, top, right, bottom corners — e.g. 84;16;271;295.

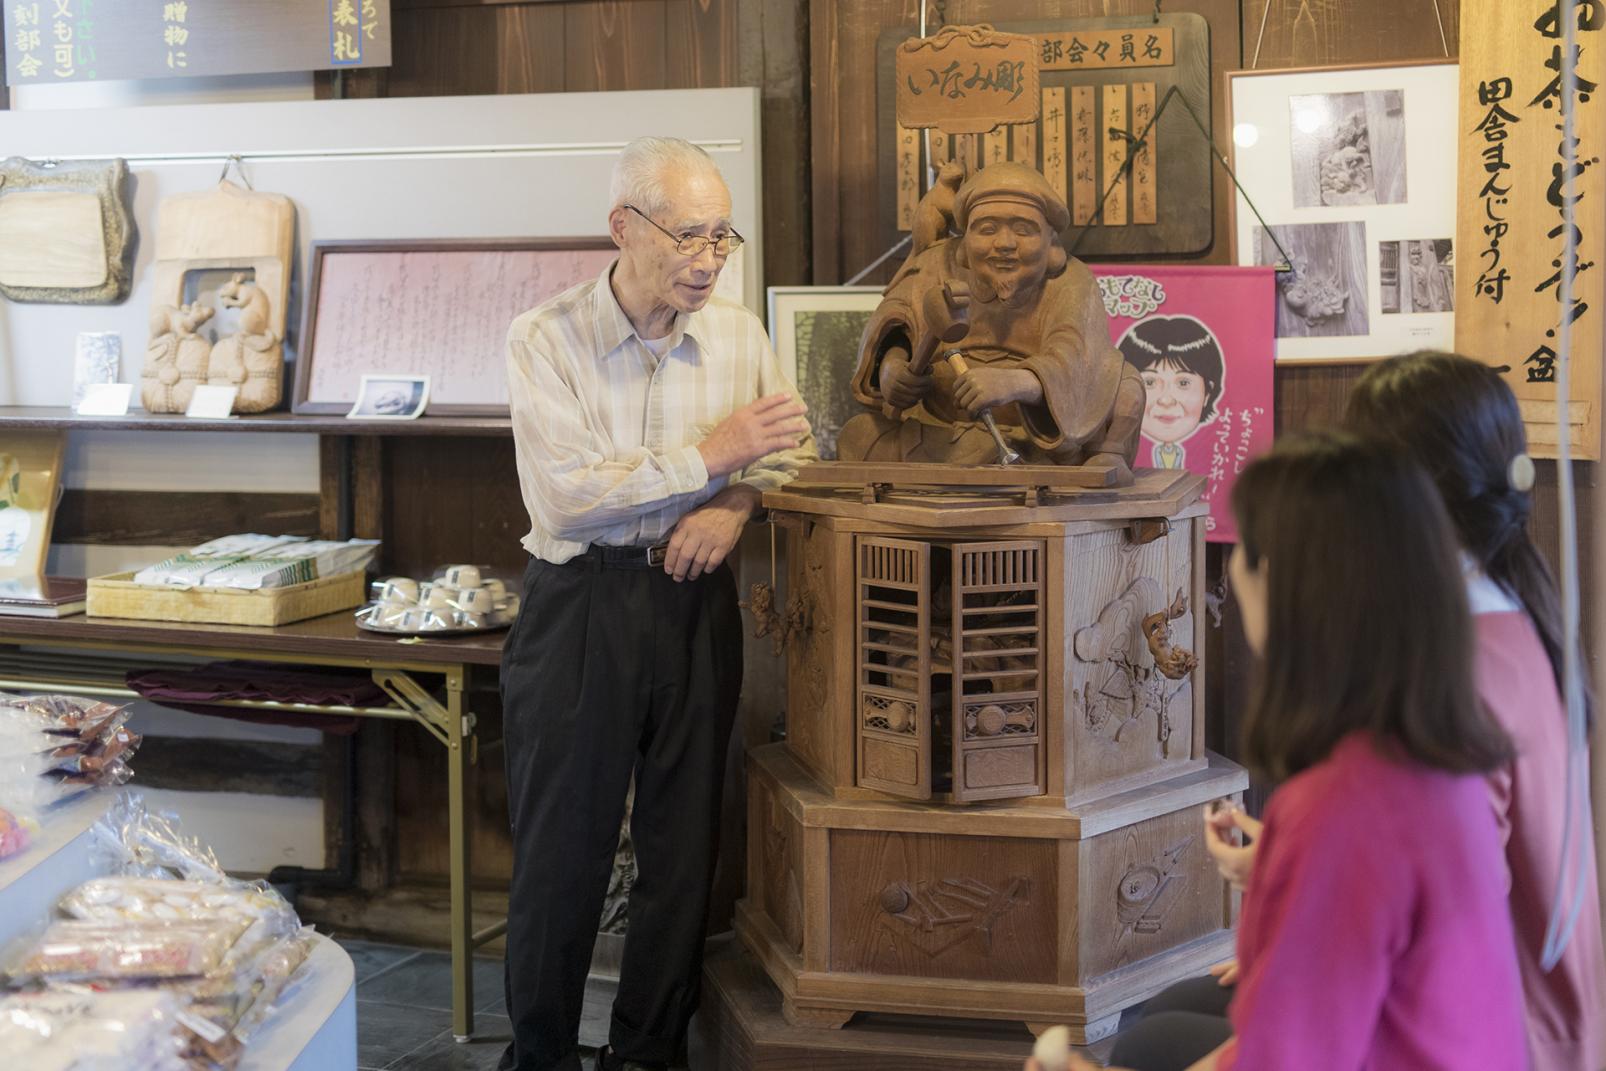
646;545;668;568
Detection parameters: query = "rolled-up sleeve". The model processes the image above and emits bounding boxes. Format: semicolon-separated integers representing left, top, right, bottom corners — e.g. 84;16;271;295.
508;331;709;541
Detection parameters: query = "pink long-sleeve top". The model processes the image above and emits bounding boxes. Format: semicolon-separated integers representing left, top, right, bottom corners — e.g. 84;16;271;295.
1219;733;1529;1071
1476;609;1605;1071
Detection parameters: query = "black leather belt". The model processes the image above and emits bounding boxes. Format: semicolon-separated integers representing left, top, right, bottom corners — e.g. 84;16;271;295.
578;543;668;569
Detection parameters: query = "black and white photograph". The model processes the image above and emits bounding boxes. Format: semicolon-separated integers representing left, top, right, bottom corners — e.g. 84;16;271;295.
1380;238;1454;314
1288;90;1407;208
1254;222;1370;339
346;374;431;420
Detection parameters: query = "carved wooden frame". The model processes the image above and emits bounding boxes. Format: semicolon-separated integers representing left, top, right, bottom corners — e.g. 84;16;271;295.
0;157;135;305
293;236;617;416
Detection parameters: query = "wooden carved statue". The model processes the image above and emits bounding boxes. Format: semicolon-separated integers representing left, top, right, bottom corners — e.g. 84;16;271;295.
207;273;282;412
838;161;1144;484
142;302;215;413
1143;591;1199;680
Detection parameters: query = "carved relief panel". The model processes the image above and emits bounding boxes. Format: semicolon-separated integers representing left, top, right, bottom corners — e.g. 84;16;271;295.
829;829;1058;984
1065;520;1199;799
1077;803;1232;982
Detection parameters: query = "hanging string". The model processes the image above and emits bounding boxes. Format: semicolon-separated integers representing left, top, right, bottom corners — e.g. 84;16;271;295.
1539;0;1590;972
217;154;253;189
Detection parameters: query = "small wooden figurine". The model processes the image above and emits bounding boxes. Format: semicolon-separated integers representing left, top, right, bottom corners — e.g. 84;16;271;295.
207;273;282;413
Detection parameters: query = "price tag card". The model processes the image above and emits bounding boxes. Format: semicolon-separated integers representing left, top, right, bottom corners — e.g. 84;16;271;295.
186;385;238;419
74;383;133;416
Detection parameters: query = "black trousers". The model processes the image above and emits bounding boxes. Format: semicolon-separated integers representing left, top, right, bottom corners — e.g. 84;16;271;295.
498;556;744;1071
1109;975;1235;1071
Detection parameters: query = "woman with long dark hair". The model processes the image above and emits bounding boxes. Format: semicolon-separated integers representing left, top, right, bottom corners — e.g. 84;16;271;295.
1346;352;1604;1071
1051;431;1528;1071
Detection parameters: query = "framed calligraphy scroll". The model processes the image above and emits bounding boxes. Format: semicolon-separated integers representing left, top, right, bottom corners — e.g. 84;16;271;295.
1227;61;1459;363
292;238;618;416
1454;0;1603;459
877;13;1213;258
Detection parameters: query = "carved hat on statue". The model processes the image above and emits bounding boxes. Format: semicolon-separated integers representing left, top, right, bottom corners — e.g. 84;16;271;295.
952;161;1070;278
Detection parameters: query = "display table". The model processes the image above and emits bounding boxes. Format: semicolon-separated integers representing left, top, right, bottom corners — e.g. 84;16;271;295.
0;612;503;1040
0;788;357;1069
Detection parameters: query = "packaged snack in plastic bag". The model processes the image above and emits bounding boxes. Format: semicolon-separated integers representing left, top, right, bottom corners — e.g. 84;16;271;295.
14;917;252;982
58;876;299;969
0;988;192;1071
92;794;228;884
0;694;132;739
0;805;34;859
229;926;318;1043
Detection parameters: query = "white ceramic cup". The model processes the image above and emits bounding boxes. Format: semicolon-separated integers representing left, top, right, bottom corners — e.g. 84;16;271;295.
398;608;432;631
454;611;489;630
458;587;495;614
443;564;482;589
421;584;457;611
377;577;420;604
480;578;508;601
374;604;410;628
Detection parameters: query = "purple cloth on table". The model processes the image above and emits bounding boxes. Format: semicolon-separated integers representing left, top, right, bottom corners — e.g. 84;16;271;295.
124;660;384;734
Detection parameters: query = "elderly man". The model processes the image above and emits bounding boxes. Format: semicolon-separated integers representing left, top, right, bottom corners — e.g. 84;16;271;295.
499;136;815;1071
837;162;1143;483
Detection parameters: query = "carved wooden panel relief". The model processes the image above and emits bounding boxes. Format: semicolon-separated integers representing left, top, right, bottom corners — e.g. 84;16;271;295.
856;536;933;799
1066;522;1197;796
785;522;843;784
1079;805;1229;982
0;157;134;304
829;829;1057;984
753;774;806;955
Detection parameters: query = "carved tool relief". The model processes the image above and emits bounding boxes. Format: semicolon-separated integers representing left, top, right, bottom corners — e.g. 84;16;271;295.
1116;836;1193;934
1074;577;1196;756
878;876;1030;957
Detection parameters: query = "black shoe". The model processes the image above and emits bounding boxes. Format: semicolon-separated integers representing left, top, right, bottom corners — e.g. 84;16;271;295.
595;1045;668;1071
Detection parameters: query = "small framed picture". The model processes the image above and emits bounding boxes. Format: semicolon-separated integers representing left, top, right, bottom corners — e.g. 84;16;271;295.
1226;59;1459;363
767;286;883;460
347;374;431;421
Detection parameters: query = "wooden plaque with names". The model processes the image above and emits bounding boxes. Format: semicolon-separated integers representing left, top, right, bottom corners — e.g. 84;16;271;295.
876;14;1213;256
1454;0;1604;459
895;24;1041;135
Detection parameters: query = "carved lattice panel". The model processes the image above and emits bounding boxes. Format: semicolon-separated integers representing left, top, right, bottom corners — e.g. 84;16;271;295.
856;536;933;800
949;540;1046;802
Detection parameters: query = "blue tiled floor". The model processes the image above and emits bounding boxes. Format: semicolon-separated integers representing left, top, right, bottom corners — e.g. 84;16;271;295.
337;937;615;1071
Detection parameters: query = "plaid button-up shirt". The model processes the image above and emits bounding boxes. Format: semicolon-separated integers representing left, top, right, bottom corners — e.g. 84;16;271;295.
506;263;817;564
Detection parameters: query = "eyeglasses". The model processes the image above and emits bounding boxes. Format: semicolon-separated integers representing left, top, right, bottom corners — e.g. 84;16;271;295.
624;204;744;258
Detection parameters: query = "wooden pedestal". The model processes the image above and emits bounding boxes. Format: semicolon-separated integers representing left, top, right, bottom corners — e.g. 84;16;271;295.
697;937;1119;1070
737;744;1245;1045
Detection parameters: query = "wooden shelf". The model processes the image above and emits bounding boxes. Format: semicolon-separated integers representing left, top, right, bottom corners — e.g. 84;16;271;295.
0;407;512;437
0;609;506;667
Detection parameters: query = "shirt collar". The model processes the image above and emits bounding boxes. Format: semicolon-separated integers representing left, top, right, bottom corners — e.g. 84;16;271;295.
593;262;711;359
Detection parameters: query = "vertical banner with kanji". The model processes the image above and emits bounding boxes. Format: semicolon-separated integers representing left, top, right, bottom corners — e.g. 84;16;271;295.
1455;0;1604;459
1090;265;1278;543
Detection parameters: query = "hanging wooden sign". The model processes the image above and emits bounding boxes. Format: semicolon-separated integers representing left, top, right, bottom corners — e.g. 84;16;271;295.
1454;0;1604;458
895;24;1041;135
878;14;1212;256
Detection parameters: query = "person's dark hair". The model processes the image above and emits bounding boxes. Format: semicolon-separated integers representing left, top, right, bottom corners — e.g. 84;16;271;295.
1344;351;1588;726
1233;431;1513;784
1117;316;1225;422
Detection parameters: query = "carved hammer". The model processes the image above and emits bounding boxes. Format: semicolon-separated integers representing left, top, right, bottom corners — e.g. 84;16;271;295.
883;279;971;420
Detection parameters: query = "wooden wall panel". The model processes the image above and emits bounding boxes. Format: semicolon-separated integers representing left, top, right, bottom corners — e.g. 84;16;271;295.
809;0;1242;286
1240;0;1457;69
566;1;670;91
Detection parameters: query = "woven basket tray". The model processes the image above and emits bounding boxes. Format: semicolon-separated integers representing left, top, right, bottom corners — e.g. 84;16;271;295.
86;570;366;627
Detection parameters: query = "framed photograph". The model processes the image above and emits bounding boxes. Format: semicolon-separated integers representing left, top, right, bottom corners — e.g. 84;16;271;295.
767;286;883;460
347;375;431;420
1227;60;1458;362
293;238;618;416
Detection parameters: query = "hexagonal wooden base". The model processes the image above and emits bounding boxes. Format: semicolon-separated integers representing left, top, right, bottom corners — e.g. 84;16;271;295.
738;743;1244;1045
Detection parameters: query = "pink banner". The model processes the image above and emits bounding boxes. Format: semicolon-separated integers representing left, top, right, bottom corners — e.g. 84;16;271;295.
1089;265;1277;543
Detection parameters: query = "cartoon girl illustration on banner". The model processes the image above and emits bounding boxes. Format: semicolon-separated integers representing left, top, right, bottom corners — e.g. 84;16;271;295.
1117;315;1226;470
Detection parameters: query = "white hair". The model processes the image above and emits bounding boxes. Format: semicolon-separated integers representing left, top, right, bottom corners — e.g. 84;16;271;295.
609;136;723;217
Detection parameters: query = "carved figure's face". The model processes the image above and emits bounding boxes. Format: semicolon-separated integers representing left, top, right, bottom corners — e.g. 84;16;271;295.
963;201;1050;301
612;168;734;317
1140;358;1208;445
